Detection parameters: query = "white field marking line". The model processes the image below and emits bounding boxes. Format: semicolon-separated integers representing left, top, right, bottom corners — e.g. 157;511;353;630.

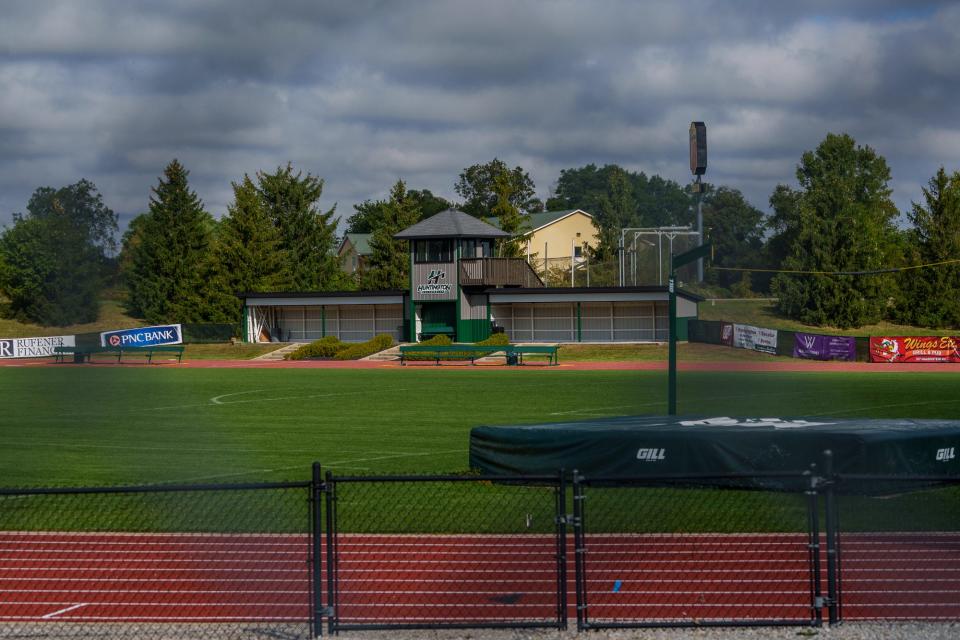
41;603;86;619
549;405;634;416
808;397;960;418
210;389;267;404
172;448;465;483
324;449;466;467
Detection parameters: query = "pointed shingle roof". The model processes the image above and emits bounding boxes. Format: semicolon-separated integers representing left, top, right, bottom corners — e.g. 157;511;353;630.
394;209;510;240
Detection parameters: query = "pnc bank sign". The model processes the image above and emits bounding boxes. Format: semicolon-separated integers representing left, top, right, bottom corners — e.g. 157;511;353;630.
100;324;183;348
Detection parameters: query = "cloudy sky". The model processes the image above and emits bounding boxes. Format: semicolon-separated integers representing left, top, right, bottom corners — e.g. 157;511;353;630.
1;0;958;232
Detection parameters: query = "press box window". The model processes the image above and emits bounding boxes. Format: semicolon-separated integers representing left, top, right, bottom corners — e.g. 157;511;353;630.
414;239;453;263
460;239;493;258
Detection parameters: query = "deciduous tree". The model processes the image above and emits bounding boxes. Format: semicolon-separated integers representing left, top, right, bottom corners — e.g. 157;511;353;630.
455;158;542;218
0;180;117;326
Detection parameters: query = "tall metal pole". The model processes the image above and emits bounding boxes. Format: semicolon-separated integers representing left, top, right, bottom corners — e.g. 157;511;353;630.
667;264;677;415
696;177;704;282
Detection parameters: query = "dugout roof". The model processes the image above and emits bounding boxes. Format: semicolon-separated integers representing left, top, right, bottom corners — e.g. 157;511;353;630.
469;415;960;493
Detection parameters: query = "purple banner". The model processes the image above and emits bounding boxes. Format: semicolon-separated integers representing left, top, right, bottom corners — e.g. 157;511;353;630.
793;332;856;361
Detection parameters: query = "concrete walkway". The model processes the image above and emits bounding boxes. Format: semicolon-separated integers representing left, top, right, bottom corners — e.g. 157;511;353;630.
251;343;300;361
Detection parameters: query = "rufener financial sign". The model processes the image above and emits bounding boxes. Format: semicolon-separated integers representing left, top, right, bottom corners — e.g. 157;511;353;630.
0;335;76;359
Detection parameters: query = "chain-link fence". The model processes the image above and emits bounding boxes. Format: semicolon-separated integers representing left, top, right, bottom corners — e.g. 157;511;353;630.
573;474;821;630
832;475;960;622
324;473;567;632
2;466;958;638
529;256;620;288
0;481;315;640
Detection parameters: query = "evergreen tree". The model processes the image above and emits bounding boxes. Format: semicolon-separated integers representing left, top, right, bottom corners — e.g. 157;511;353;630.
771;133;899;328
208;176;291;321
893;167;960;328
490;170;531;258
362;179;422;290
256;163;344;291
0;180;117;326
127;159;215;323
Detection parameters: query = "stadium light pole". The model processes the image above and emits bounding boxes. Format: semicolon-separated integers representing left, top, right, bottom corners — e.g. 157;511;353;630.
668;122;708;415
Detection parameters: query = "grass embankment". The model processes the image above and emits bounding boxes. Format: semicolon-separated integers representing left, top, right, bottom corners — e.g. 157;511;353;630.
698;298;959;336
558;342;793;362
0;298;142;338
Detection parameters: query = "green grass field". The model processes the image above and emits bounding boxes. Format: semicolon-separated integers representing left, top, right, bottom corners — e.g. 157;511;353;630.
3;367;960;487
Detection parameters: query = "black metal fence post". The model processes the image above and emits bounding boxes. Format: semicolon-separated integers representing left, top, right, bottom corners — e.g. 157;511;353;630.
572;470;587;631
311;462;324;638
325;470;338;635
822;450;840;625
806;465;823;627
555;469;568;630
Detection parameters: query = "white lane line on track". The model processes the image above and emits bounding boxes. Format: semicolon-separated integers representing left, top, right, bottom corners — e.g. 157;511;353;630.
41;603;86;619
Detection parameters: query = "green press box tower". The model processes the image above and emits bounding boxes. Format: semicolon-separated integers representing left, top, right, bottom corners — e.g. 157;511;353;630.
394;209;543;343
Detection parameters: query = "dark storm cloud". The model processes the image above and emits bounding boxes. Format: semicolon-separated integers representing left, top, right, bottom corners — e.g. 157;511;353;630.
1;0;959;233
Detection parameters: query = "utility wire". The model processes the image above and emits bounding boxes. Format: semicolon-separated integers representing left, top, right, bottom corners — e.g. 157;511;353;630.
709;258;960;277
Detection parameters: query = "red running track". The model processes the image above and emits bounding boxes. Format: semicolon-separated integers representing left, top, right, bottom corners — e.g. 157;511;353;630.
1;531;958;626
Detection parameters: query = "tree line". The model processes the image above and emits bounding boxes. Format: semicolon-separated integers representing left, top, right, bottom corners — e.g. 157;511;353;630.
2;132;959;330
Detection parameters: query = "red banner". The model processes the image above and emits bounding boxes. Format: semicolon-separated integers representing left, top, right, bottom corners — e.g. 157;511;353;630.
870;336;960;363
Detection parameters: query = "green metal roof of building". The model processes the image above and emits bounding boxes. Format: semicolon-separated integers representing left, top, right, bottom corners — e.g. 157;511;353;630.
341;233;372;255
488;209;593;233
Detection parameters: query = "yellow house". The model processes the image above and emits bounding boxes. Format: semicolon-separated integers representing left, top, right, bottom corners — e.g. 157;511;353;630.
490;209;600;261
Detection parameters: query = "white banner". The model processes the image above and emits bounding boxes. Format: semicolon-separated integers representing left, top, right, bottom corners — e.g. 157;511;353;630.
0;335;76;359
733;323;778;355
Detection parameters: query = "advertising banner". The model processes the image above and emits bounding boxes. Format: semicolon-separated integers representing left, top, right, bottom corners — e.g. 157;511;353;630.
720;322;734;346
793;332;856;361
870;336;960;363
0;335;75;359
100;324;183;348
733;323;778;354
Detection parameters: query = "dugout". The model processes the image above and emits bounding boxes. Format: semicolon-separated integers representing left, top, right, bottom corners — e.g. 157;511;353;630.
469;415;960;493
242;209;701;343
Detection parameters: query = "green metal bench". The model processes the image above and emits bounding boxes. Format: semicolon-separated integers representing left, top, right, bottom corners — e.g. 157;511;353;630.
398;344;559;366
53;345;184;364
505;344;560;366
399;344;507;366
120;345;185;364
